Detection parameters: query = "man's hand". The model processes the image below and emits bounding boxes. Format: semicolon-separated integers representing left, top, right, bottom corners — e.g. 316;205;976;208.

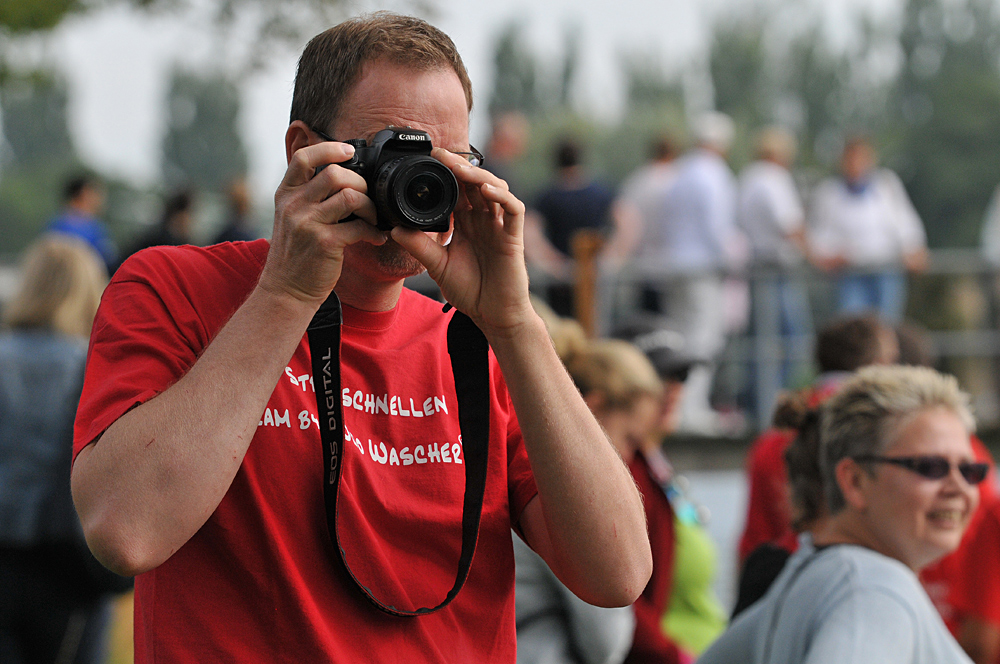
395;149;652;608
390;148;536;338
260;137;387;307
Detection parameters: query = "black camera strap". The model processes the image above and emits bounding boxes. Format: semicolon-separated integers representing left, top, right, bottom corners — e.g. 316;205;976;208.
306;292;490;617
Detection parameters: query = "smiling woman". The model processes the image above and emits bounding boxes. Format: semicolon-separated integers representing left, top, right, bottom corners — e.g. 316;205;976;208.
699;365;979;664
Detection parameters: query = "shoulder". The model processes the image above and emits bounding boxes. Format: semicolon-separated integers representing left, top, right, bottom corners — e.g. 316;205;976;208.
747;428;795;469
118;239;266;278
874;168;906;187
114;240;267;297
811;545;924;607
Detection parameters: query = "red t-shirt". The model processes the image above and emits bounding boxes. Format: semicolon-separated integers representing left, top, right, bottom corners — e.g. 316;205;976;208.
949;494;1000;648
738;380;844;564
625;453;682;664
73;240;538;663
737;427;797;563
924;440;998;635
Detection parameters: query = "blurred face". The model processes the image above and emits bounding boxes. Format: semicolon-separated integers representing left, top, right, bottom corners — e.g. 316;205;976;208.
841;142;875;184
75;184;105;216
627;394;663;453
857;406;978;570
592;393;661;459
655;380;684;438
331;60;470;281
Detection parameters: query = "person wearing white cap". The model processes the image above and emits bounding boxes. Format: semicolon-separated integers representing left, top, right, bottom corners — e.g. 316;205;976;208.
644;111;741;435
737;126;813;419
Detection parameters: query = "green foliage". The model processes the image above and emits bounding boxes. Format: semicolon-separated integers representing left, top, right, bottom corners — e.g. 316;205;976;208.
488;21;540;119
892;0;1000;248
0;72;80;256
709;13;769;129
0;0;79;33
0;71;75;166
161;69;248;192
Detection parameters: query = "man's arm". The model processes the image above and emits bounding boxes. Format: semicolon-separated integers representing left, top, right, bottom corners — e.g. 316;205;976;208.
392;150;652;607
72;136;386;576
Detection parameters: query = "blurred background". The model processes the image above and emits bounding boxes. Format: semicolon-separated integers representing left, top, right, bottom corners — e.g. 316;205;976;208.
4;0;1000;659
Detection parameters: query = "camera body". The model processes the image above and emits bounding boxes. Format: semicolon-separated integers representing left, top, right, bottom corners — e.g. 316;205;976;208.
339;127;459;232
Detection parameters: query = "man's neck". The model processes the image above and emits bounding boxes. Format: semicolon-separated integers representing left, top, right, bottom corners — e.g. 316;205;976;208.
333;267;406;312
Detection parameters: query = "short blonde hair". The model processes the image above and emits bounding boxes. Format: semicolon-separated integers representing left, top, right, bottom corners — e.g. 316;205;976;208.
3;235;107;338
565;339;663;412
821;365;974;513
754;126;797;164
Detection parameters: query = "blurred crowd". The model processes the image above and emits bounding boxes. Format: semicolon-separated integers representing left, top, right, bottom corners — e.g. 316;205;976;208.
0;174;257;663
0;105;998;664
520;302;997;664
507;110;936;436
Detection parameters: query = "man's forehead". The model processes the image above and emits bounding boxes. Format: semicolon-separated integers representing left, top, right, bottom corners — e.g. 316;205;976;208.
331;61;469;148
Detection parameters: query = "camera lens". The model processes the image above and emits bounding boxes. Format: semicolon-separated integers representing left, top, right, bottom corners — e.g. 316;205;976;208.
406;173;445;214
375;156;458;231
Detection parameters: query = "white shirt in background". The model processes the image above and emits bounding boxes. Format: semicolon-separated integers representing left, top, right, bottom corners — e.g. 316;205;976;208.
737;160;805;268
809;169;926;267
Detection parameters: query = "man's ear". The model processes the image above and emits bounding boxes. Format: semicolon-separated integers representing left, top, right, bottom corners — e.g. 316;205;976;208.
835;457;871;511
285;120;314;164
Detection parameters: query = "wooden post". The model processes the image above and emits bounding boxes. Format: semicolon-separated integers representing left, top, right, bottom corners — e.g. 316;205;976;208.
572;230;604;338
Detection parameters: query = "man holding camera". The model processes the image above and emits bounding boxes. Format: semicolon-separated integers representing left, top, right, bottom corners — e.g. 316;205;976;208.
69;12;651;663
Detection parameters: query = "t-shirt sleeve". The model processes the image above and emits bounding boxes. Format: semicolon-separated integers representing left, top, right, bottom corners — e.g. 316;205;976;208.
73;253;207;461
880;170;926;253
499;374;537;525
804;589;916;664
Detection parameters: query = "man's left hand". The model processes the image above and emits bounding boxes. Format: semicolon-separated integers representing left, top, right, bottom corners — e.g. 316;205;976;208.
391;148;535;338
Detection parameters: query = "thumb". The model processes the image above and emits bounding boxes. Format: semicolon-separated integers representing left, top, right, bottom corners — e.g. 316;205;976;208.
390;227;447;277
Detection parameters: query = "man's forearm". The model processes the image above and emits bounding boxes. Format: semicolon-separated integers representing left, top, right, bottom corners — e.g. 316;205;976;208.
72;285;319;576
485;315;652;606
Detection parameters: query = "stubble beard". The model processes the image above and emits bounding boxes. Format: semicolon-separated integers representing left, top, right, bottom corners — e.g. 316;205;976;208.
362;238;427;279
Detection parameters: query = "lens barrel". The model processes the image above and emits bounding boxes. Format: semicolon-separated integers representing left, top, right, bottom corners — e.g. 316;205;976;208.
375;156;458;231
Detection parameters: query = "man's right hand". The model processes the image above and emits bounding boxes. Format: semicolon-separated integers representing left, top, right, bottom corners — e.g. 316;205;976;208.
260;127;387;308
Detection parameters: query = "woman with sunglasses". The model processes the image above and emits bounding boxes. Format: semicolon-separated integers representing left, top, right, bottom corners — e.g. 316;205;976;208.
699;365;982;663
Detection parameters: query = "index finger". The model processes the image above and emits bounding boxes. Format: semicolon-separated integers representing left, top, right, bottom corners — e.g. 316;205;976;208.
283;141;357;189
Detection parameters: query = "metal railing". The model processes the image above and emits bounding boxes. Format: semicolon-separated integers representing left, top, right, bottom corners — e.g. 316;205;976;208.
530;246;1000;432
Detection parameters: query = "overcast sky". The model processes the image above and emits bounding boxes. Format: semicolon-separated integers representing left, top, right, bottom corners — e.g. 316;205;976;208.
24;0;893;199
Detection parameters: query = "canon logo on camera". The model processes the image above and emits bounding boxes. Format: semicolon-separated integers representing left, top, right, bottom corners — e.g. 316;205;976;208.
398;134;428;141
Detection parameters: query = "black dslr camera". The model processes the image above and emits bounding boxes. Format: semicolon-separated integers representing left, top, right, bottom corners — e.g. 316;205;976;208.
337;126;459;232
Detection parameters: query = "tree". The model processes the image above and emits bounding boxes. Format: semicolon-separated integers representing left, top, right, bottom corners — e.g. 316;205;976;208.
0;0;358;69
709;11;770;130
0;0;78;34
161;69;248;192
0;71;80;255
488;20;541;119
891;0;1000;248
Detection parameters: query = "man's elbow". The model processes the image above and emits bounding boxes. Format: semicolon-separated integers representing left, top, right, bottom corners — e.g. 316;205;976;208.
72;464;162;577
577;543;652;608
608;547;653;607
76;509;160;577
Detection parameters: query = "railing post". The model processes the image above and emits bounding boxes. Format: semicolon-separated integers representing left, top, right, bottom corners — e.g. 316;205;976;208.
572;230;604;338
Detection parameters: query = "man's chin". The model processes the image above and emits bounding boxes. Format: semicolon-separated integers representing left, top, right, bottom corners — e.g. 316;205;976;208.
353;239;427;280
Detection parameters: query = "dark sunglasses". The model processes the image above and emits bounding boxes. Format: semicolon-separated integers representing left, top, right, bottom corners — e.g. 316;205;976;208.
853;454;990;485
